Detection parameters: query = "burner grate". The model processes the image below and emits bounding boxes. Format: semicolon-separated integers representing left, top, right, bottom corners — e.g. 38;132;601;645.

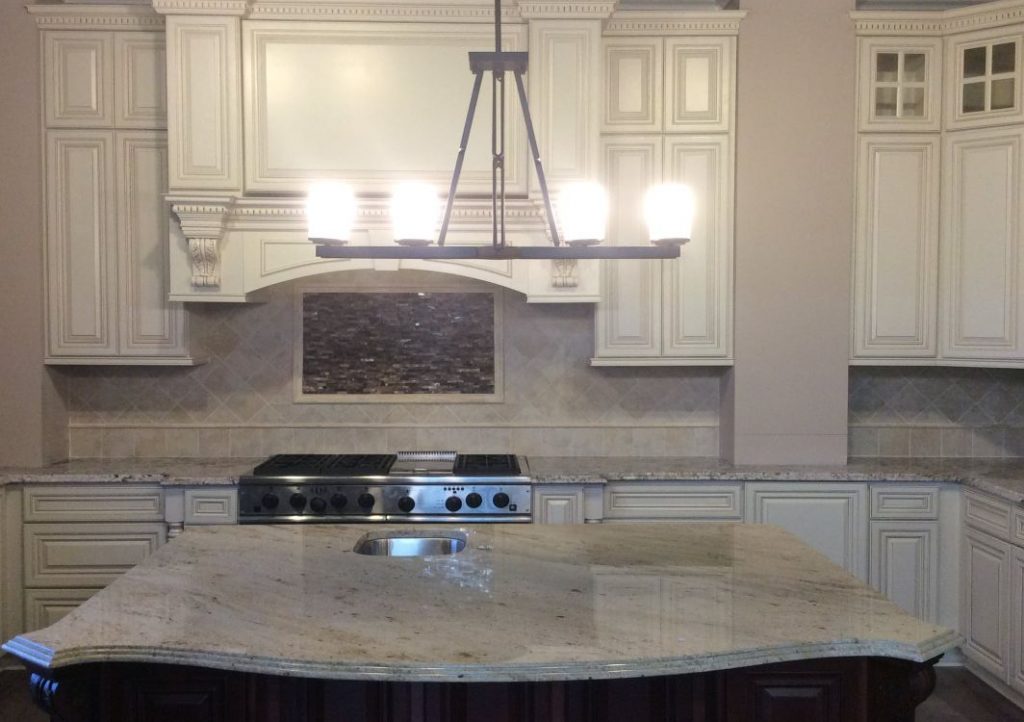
252;454;396;477
453;454;521;476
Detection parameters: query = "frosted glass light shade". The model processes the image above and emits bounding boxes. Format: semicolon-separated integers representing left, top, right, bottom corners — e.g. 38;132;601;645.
307;181;357;244
557;181;608;246
391;182;440;246
644;183;695;246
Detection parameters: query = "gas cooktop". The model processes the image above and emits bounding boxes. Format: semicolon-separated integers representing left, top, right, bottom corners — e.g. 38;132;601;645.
239;452;532;523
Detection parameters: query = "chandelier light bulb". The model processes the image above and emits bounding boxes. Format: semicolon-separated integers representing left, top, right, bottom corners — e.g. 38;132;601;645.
391;182;440;246
644;183;695;246
307;181;356;245
557;181;608;246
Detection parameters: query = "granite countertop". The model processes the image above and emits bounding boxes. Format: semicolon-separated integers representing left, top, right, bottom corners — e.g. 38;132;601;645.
3;456;1024;504
1;523;960;682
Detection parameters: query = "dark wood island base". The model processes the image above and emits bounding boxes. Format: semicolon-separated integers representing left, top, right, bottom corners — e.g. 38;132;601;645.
26;656;939;722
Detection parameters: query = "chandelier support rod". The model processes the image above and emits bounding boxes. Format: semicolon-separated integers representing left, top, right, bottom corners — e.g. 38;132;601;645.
513;70;560;247
437;71;485;247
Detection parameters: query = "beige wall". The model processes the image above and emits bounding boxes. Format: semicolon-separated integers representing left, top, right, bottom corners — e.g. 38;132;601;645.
0;3;67;467
724;0;855;464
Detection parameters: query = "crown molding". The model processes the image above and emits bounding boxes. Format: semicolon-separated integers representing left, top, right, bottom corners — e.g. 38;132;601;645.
151;0;251;16
604;9;745;36
246;1;520;22
517;1;617;20
853;0;1024;35
27;4;165;29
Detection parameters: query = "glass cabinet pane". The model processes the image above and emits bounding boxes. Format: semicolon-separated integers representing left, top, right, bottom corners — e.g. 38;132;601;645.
903;54;926;82
992;78;1015;109
993;42;1016;74
876;53;899;82
964;47;988;78
963;81;986;113
875;87;897;116
902;87;925;116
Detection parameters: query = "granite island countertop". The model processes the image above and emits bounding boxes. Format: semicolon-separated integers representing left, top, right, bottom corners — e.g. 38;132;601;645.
3;456;1024;504
2;523;960;682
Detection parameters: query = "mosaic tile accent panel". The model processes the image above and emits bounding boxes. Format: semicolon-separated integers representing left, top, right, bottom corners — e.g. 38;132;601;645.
301;292;496;397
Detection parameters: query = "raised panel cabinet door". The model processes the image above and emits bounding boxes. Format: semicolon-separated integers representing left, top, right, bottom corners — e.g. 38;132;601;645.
941;126;1024;361
664;37;732;133
533;487;584;524
45;130;119;358
44;31;114;128
857;38;942;131
115;32;167;129
1010;547;1024;696
166;15;242;190
960;528;1010;679
745;484;868;580
869;521;938;622
594;137;663;360
23;588;97;631
116;131;190;357
663;136;732;359
23;522;167;588
852;135;939;359
724;663;862;722
602;37;663;132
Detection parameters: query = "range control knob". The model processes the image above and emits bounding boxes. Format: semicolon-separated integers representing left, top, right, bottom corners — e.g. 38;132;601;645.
445;496;463;512
261;493;280;510
465;492;483;509
330;493;348;510
289;493;307;511
492;492;510;509
397;496;416;513
310;497;327;513
358;493;375;510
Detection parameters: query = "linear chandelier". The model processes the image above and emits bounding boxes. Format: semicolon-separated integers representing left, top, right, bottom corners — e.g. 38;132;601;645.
308;0;693;261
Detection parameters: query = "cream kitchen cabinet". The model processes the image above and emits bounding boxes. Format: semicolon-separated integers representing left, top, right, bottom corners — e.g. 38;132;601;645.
37;18;200;365
593;134;733;364
857;37;942;132
603;482;743;521
533;486;586;525
946;29;1024;131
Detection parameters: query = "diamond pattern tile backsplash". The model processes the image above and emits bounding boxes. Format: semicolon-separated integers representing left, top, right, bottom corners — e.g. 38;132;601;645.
849;367;1024;458
63;278;722;459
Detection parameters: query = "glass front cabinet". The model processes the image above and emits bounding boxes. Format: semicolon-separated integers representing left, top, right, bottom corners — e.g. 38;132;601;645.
858;38;942;131
947;32;1023;130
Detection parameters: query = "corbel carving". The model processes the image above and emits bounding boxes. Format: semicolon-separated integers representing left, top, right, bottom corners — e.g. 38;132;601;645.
171;198;234;288
551;259;580;288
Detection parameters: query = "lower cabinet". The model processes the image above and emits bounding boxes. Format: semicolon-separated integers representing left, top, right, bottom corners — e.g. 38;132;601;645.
533;486;586;524
869;521;938;622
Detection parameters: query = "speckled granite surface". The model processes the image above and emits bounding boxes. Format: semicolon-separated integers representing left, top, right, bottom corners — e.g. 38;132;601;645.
3;456;1024;504
1;523;960;682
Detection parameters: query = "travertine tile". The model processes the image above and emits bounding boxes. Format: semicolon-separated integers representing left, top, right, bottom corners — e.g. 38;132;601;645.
68;428;103;459
909;428;941;458
940;429;972;458
848;427;878;458
878;428;910;457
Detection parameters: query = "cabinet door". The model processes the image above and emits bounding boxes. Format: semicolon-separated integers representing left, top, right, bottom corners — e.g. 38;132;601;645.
852;135;939;359
858;39;942;131
961;528;1010;680
1010;546;1024;696
664;37;732;132
533;486;584;524
603;38;662;132
745;484;868;580
24;588;96;631
45;130;118;358
663;135;732;359
44;31;114;128
116;131;190;357
941;126;1024;361
594;137;663;359
115;33;167;129
24;522;166;588
946;32;1023;131
869;521;938;622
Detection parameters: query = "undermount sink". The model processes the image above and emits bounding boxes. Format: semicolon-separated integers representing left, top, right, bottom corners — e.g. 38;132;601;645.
353;531;467;557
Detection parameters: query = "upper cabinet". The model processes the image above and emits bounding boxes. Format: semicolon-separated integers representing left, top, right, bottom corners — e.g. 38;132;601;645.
594;14;740;366
32;7;200;365
852;3;1024;369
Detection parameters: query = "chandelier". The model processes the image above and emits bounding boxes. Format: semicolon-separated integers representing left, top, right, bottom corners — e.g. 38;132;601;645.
308;0;693;261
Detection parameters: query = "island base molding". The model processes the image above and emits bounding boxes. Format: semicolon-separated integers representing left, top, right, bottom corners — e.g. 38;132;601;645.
27;656;938;722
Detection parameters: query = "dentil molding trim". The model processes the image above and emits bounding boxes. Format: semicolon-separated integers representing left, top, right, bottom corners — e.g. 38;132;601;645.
27;5;165;30
604;10;745;36
171;198;235;288
853;0;1024;35
151;0;251;16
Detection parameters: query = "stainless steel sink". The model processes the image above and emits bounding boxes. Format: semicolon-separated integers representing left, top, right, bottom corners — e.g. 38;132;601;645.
353;531;467;557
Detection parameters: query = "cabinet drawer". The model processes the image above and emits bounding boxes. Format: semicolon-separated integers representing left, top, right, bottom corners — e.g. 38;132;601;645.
23;485;163;522
24;588;97;631
184;488;237;525
24;522;166;588
869;485;939;520
964;490;1013;541
605;483;742;520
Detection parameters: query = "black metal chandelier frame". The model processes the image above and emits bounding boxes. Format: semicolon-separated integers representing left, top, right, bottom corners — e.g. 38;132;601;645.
314;0;682;261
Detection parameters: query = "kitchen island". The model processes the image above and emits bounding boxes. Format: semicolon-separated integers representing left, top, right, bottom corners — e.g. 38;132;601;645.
3;523;959;721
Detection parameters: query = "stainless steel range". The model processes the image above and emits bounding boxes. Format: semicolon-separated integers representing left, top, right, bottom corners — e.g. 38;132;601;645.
238;451;532;523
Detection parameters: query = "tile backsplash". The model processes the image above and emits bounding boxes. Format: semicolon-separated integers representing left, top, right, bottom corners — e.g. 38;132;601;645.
849;367;1024;458
63;275;722;459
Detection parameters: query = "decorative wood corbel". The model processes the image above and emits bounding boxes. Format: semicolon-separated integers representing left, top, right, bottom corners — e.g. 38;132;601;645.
170;198;234;288
551;258;580;288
